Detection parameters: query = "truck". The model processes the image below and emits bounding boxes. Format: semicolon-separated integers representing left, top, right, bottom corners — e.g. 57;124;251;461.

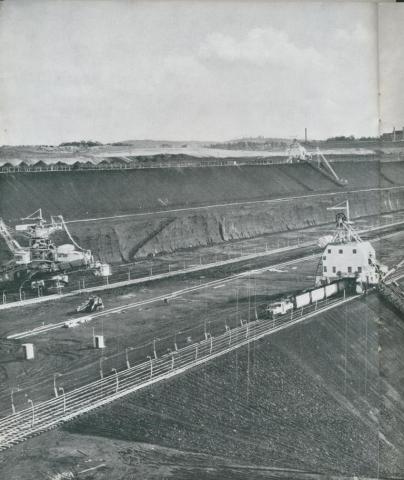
266;299;294;316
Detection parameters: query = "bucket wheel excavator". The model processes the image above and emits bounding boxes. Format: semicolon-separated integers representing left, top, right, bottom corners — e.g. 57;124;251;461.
0;209;110;293
286;140;348;186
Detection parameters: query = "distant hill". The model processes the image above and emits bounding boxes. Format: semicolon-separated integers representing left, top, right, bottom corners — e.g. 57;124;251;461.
109;139;208;148
209;136;292;151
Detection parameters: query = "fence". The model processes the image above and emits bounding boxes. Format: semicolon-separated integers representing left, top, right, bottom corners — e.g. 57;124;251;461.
0;293;358;450
0;157;289;174
0;236;311;309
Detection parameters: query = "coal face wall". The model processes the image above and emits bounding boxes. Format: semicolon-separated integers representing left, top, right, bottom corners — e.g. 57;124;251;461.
1;160;404;264
66;186;404;263
1;160;401;223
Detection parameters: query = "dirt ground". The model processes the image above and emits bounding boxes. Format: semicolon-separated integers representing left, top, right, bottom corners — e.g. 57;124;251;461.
1;294;403;479
0;205;403;478
0;225;403;416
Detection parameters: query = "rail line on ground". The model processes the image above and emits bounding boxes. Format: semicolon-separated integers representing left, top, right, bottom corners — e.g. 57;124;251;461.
0;240;314;311
1;216;403;313
5;222;404;339
6;254;317;340
0;293;359;451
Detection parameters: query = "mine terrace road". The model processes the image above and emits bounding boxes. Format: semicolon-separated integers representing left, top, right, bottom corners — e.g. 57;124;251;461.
6;225;404;340
2;216;403;313
65;185;404;223
7;254;318;340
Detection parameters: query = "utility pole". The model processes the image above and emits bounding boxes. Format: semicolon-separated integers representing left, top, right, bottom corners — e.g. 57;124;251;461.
174;332;180;351
11;387;20;415
168;349;175;370
99;357;105;379
53;373;61;397
59;387;66;414
111;368;119;393
153;338;159;359
27;398;35;427
125;347;132;369
236;288;239;323
147;355;153;378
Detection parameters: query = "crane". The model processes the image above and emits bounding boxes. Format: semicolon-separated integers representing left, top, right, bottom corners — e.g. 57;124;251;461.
286;140;347;185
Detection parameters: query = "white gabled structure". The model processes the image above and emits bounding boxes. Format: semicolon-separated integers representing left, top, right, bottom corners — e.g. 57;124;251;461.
316;201;382;290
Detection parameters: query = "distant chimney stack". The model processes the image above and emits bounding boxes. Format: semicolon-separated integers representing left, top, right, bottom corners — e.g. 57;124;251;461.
393;127;396;142
304;128;307;143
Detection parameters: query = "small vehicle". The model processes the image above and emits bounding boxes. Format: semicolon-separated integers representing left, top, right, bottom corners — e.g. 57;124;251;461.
76;295;104;313
31;275;68;292
266;299;294;316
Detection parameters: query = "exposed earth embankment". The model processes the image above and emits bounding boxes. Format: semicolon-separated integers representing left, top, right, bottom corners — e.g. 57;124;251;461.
1;159;404;264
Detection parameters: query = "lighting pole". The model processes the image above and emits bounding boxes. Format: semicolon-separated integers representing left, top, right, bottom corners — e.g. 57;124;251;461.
236;288;239;323
167;347;175;370
27;398;34;427
111;368;119;393
174;331;181;351
53;373;61;397
11;387;20;415
125;347;132;369
147;355;153;378
170;350;175;370
99;356;106;379
153;338;160;359
59;387;66;414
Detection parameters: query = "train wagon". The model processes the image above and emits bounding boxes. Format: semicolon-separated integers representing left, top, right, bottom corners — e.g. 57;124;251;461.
294;292;311;308
310;287;325;302
325;282;339;298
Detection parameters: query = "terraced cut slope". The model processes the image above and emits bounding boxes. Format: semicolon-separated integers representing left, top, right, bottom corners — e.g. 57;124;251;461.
1;160;404;263
61;186;404;263
0;161;401;222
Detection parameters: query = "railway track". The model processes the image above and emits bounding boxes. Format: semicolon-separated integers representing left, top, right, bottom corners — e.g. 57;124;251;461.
6;221;404;340
7;253;318;340
0;293;359;451
1;214;403;314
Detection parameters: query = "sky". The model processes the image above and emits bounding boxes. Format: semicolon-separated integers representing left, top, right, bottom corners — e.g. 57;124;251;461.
0;0;397;145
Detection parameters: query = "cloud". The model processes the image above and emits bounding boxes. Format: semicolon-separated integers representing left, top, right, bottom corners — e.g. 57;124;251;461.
199;27;323;69
0;2;379;144
335;23;372;45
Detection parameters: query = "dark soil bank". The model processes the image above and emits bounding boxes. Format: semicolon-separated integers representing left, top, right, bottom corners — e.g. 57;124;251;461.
66;295;404;477
0;160;402;222
1;160;404;264
65;186;404;263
